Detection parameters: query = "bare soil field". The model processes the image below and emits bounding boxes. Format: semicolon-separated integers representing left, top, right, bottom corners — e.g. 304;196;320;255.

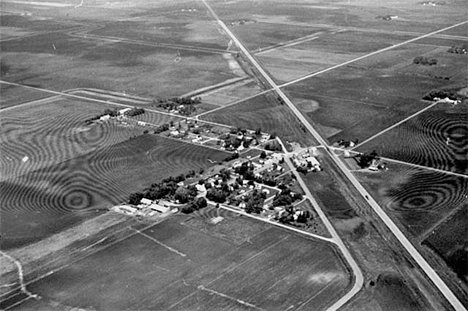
0;134;228;249
0;27;240;100
9;216;350;311
356;104;468;174
201;92;318;146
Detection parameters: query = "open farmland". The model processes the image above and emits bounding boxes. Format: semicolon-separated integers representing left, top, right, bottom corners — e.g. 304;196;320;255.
354;162;468;239
256;30;415;83
210;0;468;35
0;24;242;102
0;97;177;181
201;92;318;146
6;216;351;311
0;134;229;249
287;92;388;141
423;207;468;283
356;104;468;174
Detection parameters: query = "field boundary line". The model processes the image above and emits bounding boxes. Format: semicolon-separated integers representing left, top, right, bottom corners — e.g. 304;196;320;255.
129;227;187;258
194;89;272;118
165;235;288;311
379;157;468;179
198;285;266;311
351;101;440;150
278;20;468;88
0;219;163;301
0;251;39;301
0;80;239;131
218;204;336;244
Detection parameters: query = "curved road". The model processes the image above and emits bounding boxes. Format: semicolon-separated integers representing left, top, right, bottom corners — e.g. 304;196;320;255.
200;1;467;310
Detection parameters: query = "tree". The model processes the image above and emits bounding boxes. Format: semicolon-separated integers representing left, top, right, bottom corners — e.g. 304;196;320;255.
128;192;144;205
206;188;227;203
195;197;207;209
255;128;262;135
260;151;267;159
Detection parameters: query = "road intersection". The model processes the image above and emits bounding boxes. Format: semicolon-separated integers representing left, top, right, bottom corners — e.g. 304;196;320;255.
201;1;467;310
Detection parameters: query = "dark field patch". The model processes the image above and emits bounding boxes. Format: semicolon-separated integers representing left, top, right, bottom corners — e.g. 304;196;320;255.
423;207;468;283
354;164;468;238
356;105;468;174
15;217;350;311
373;273;427;311
201;92;318;146
0;135;228;249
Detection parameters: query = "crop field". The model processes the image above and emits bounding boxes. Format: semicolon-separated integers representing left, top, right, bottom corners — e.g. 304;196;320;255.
356;104;468;174
211;0;468;34
423;207;467;282
201;92;318;146
12;216;350;311
0;24;241;100
89;8;229;50
0;133;229;249
287;92;388;142
0;97;177;181
354;162;468;239
199;79;263;107
256;30;415;83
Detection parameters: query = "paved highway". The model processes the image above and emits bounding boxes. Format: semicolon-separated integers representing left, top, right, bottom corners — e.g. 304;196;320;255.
201;1;364;310
201;1;467;310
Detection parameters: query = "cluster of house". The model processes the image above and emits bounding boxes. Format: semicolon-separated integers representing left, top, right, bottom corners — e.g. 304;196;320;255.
113;198;173;217
292;148;322;172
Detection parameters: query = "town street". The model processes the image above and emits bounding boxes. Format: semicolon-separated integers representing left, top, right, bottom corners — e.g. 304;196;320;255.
201;1;467;310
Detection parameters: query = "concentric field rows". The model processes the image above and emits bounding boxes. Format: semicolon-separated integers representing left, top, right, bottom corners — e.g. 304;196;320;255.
0;99;177;182
355;164;468;238
356;108;468;175
0;135;229;215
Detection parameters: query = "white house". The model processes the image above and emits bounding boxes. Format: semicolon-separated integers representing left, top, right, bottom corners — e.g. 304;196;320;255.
140;198;153;205
100;115;110;121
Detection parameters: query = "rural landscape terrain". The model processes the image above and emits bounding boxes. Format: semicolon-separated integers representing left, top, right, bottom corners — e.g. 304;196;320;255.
0;0;467;310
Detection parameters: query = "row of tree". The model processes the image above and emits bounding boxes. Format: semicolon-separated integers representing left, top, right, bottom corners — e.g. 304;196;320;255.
413;56;438;66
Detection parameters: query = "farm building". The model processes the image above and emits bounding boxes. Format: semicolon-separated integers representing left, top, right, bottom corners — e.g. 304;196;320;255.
119;108;132;115
100;115;111;121
149;203;170;213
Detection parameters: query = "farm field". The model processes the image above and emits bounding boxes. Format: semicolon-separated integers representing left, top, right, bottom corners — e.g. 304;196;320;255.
256;30;415;83
423;207;467;283
356;103;468;174
354;162;468;239
0;26;241;101
88;8;230;50
286;92;388;141
198;79;264;107
210;0;468;34
0;134;229;250
10;216;351;311
0;97;177;181
200;92;318;146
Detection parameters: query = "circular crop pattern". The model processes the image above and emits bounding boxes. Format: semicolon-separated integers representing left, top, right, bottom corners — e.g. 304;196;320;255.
385;170;467;213
397;112;467;174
